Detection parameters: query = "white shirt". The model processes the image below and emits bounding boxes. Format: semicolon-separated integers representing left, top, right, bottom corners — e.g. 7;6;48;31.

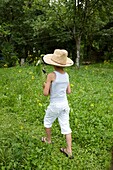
50;71;69;103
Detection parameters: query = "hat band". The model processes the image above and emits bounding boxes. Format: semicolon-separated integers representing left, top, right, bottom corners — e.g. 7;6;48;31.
51;58;66;65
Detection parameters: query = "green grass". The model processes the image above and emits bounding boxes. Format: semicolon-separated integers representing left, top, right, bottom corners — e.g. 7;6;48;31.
0;63;113;170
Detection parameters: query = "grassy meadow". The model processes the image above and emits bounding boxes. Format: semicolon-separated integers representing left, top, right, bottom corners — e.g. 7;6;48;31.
0;63;113;170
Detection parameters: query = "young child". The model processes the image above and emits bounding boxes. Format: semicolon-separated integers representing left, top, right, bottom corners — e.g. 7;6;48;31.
42;49;74;158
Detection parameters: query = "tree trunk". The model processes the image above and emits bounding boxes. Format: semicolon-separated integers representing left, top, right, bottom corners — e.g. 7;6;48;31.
76;36;81;68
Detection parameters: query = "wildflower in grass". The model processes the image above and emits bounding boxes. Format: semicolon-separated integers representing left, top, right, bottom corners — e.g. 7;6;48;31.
29;71;33;75
32;75;35;79
18;94;22;100
20;126;24;130
104;60;107;64
70;84;74;87
110;94;113;97
90;103;94;107
37;99;41;104
4;64;7;67
39;103;42;107
85;66;88;70
32;135;36;139
104;60;110;64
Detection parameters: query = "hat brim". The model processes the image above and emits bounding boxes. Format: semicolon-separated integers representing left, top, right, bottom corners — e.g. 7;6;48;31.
43;54;74;67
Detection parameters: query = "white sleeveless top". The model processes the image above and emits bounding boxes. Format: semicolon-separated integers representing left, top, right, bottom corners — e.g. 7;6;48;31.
50;71;69;103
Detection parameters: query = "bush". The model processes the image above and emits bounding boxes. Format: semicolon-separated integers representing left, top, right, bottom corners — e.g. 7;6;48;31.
1;42;17;67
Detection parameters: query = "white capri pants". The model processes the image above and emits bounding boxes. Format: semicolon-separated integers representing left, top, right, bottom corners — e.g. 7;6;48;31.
44;102;72;135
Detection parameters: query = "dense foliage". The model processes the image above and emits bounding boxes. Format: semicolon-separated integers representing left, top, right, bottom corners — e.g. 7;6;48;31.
0;0;113;67
0;64;113;169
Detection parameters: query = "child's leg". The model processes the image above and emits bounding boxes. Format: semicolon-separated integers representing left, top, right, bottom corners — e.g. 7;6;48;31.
45;127;51;143
65;133;72;153
58;107;73;156
43;104;57;143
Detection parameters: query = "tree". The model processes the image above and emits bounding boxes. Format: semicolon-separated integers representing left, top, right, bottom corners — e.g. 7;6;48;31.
0;0;43;66
88;0;113;62
1;0;113;67
0;0;26;66
35;0;113;67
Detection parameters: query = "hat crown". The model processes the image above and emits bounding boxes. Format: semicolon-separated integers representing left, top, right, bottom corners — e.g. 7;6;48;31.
52;49;68;65
43;49;74;67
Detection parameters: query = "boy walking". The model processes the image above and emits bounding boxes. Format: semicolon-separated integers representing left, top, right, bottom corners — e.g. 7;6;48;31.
42;49;74;158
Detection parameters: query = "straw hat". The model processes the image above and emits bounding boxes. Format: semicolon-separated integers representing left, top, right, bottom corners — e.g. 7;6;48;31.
43;49;74;67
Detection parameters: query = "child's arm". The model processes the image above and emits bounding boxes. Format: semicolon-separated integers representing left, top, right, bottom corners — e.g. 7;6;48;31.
66;83;71;94
43;72;55;96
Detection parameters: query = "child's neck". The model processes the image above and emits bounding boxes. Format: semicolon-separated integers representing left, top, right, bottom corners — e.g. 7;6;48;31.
53;66;65;74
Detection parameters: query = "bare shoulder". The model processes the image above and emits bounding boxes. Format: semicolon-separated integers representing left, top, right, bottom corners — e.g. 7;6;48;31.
47;72;56;81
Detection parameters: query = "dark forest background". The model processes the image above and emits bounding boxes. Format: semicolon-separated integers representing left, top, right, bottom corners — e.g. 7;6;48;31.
0;0;113;67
